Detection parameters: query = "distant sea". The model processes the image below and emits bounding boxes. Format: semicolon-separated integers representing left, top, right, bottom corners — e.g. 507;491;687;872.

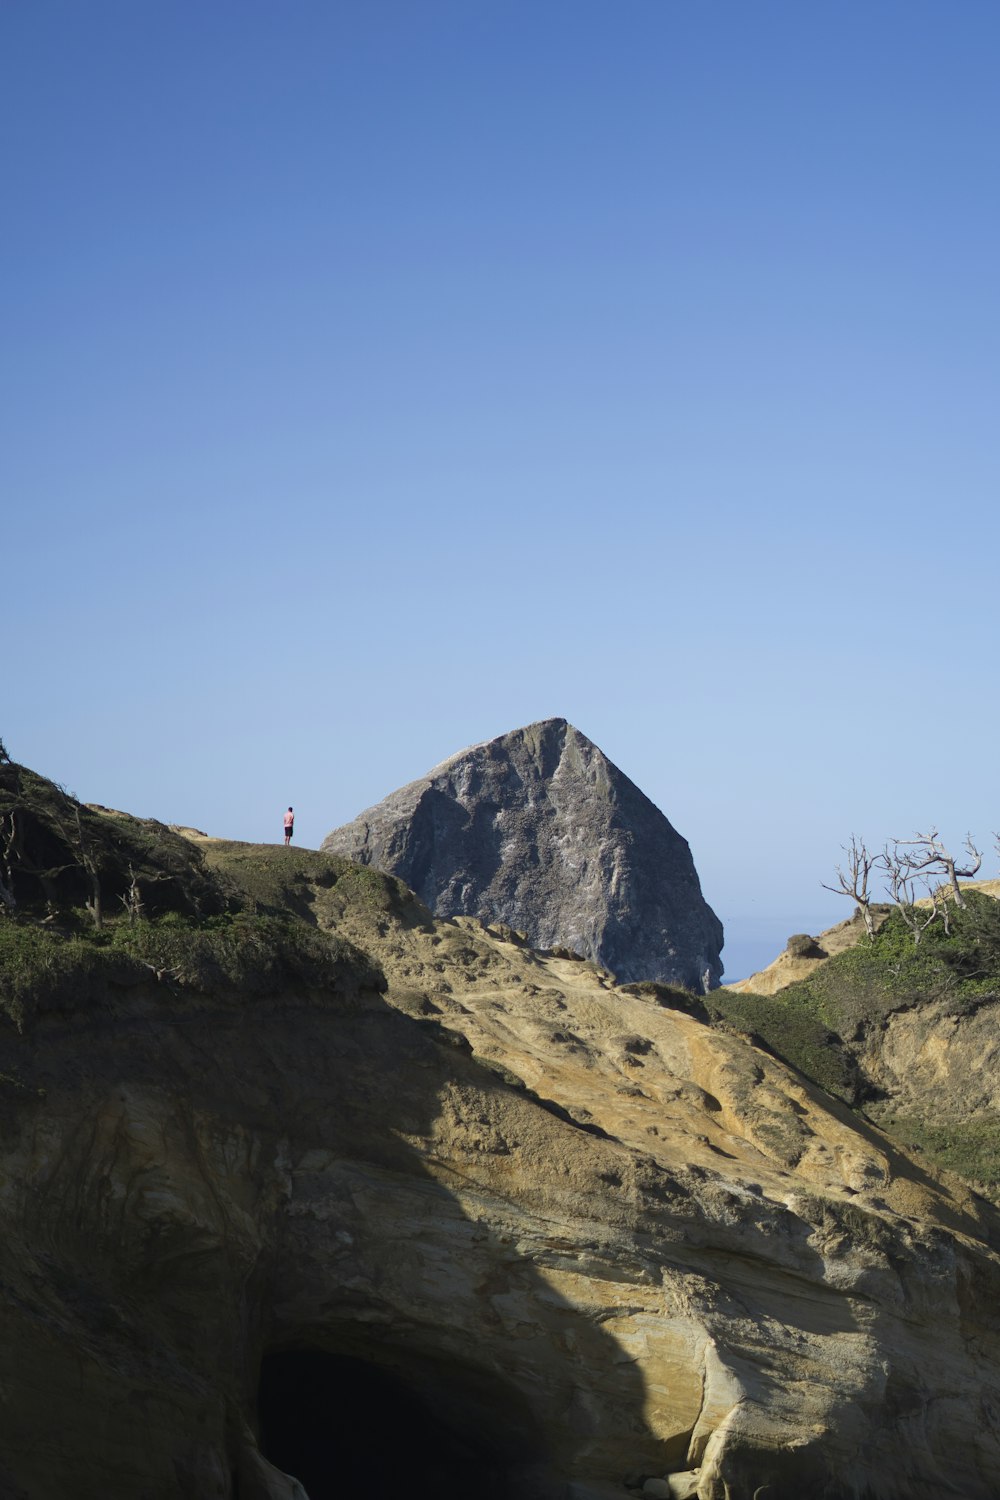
718;933;780;985
720;909;844;986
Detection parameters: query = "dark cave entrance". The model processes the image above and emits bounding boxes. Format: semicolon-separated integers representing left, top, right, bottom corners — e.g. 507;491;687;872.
257;1348;546;1500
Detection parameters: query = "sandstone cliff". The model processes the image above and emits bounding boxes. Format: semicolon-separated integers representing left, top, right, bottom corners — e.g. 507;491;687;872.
3;767;1000;1498
322;719;724;992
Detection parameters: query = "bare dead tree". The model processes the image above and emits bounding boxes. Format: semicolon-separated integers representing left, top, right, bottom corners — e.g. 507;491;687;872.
0;811;17;915
0;799;79;915
34;797;105;929
822;834;880;941
882;842;941;945
72;807;102;930
892;828;982;910
0;768;117;927
119;863;145;924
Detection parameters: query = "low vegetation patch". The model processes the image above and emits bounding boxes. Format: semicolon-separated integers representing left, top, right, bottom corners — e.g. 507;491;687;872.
0;911;381;1030
704;986;862;1103
703;898;1000;1107
770;891;1000;1045
874;1110;1000;1197
200;842;430;928
708;895;1000;1182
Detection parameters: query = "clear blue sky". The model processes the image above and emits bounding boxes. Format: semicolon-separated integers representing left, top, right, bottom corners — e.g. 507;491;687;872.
4;2;999;980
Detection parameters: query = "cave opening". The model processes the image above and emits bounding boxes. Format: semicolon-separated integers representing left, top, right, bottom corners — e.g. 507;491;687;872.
257;1347;546;1500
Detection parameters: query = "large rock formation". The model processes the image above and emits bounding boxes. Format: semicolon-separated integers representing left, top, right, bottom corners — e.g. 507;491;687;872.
4;766;1000;1498
322;719;724;991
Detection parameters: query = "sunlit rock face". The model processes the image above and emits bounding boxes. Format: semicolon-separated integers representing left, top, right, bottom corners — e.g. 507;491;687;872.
323;718;724;991
4;841;1000;1499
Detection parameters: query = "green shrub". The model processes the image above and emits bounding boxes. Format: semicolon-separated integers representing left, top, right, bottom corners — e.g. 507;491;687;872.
705;986;861;1103
786;933;825;959
777;892;1000;1046
875;1110;1000;1196
0;910;382;1032
705;893;1000;1113
0;922;112;1029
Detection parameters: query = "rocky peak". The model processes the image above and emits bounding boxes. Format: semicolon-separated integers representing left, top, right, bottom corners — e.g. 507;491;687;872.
322;718;724;990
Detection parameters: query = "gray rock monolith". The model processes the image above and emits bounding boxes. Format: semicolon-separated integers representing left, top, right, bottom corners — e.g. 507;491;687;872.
322;718;723;990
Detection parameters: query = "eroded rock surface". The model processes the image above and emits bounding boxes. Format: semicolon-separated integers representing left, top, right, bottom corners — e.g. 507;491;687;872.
322;719;724;991
2;837;1000;1499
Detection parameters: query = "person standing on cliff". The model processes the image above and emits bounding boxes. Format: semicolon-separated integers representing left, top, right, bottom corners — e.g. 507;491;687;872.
283;807;294;846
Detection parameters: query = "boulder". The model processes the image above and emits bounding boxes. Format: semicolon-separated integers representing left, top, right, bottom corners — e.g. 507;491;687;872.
667;1474;700;1500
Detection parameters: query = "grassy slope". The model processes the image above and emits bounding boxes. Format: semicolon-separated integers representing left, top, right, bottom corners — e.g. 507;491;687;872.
0;761;390;1029
708;891;1000;1193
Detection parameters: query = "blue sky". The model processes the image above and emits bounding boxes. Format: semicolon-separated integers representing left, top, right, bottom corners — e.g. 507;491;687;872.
4;2;999;980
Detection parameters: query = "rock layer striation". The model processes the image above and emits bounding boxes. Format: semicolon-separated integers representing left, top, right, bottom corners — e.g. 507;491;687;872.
322;719;724;990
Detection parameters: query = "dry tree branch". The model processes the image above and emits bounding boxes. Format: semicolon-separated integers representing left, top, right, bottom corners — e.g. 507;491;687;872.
882;842;941;946
119;863;146;925
0;812;17;915
893;829;982;910
72;807;102;930
821;834;879;941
